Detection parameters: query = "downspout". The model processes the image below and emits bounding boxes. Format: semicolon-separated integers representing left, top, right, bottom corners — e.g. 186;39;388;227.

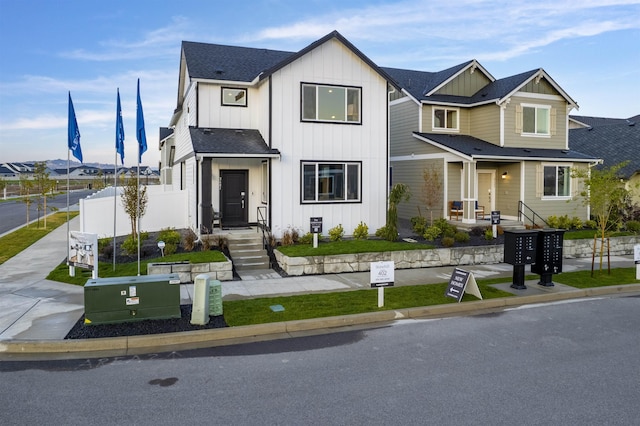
195;157;200;233
268;75;273;231
387;84;395;218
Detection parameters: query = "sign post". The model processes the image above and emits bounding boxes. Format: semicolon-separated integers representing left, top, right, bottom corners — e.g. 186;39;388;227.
445;267;482;302
310;217;322;249
634;244;640;280
370;261;395;307
491;211;500;239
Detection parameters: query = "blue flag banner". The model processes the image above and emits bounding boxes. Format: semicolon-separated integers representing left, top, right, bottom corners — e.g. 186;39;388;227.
136;79;147;163
116;89;125;165
68;92;83;163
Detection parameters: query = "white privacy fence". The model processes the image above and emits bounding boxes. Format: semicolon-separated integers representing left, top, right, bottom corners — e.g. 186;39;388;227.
79;185;189;238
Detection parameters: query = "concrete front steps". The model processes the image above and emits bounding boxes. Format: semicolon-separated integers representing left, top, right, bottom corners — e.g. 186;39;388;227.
226;231;270;271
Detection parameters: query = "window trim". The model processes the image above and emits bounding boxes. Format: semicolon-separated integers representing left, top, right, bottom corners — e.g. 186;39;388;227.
541;163;571;200
431;106;460;132
300;83;362;124
300;161;362;204
521;103;551;137
221;87;248;107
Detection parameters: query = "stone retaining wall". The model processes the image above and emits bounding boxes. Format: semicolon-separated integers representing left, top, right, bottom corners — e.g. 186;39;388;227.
147;257;233;283
275;236;639;276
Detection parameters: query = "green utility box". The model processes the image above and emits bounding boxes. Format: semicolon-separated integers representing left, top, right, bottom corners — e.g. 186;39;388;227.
84;274;181;325
209;279;223;317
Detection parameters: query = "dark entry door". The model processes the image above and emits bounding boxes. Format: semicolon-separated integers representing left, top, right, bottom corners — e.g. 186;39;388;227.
221;170;248;227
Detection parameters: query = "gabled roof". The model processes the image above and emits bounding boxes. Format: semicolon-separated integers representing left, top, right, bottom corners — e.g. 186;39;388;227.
159;127;174;142
181;41;293;82
569;121;640;179
181;31;399;90
569;115;637;128
385;63;577;109
415;132;598;163
189;128;280;157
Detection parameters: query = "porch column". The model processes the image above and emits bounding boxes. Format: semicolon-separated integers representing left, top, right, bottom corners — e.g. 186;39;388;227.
462;161;477;223
201;157;213;233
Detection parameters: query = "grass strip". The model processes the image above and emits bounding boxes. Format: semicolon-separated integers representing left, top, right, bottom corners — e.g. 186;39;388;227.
553;267;639;288
46;249;228;285
0;211;79;264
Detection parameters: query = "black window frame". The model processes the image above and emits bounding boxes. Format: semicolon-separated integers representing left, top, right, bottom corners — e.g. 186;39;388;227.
300;83;362;124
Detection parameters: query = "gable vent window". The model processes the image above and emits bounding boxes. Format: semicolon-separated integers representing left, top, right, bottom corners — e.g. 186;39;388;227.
221;87;247;107
301;83;361;124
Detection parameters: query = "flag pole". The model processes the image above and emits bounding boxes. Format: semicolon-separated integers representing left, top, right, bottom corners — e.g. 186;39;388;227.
135;79;147;277
114;88;125;272
67;92;82;277
113;150;118;271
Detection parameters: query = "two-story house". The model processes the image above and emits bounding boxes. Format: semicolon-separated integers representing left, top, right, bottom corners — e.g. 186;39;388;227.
160;31;399;238
382;60;600;224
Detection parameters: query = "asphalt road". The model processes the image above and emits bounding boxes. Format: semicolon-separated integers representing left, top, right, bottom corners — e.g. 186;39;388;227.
0;189;94;235
1;295;638;425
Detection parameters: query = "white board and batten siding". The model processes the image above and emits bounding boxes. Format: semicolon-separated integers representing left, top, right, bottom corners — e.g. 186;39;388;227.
268;38;390;237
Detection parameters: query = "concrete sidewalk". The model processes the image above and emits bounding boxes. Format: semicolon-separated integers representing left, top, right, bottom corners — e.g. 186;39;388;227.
0;216;638;359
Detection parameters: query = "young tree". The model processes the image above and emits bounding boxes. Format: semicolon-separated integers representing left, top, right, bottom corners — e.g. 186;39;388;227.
19;174;34;226
382;183;411;241
93;169;106;191
121;170;148;237
572;161;631;272
33;162;55;228
421;165;443;225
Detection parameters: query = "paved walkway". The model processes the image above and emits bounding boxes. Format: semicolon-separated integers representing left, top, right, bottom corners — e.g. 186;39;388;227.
0;216;636;343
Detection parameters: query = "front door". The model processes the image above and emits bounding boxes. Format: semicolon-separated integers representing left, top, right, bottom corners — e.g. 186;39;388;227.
477;171;494;219
220;170;248;227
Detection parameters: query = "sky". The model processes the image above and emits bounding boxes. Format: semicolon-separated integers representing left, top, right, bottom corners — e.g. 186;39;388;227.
1;0;639;168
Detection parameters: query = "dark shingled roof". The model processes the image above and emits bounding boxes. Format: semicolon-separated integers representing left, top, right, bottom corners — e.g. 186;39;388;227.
384;63;539;105
182;41;294;82
415;132;598;162
569;115;638;128
159;127;174;141
569;122;640;179
189;128;280;156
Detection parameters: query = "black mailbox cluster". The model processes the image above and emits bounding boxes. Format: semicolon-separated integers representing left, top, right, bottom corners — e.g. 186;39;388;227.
504;229;565;289
531;229;565;286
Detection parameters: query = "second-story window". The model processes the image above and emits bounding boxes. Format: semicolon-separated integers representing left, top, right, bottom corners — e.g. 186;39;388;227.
221;87;247;107
432;107;459;131
523;105;550;135
302;83;361;123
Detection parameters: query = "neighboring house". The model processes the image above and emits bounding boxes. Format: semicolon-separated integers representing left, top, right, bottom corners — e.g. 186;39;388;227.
160;31;399;238
382;60;600;224
569;114;640;130
569;115;640;205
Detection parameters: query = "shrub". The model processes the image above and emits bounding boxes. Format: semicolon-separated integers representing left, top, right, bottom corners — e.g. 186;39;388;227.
164;242;177;256
410;216;427;236
98;237;113;259
470;226;486;237
157;227;181;245
375;226;388;238
484;228;493;240
211;235;227;250
546;215;560;228
585;219;597;229
281;229;295;246
353;221;369;240
558;215;572;230
328;224;344;242
441;236;455;247
423;226;442;241
433;217;457;237
570;216;583;230
183;229;197;251
454;231;470;243
121;232;149;256
298;232;314;244
201;236;211;251
626;220;640;234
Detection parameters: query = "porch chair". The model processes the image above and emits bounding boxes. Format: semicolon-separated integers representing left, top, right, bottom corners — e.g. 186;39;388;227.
449;200;485;221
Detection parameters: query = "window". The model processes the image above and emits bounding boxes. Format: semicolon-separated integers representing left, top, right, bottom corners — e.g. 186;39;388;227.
518;104;552;135
432;107;458;131
221;87;247;107
543;165;570;198
302;161;361;203
301;84;361;123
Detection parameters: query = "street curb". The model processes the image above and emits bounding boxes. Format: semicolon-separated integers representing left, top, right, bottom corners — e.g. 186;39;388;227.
1;284;639;360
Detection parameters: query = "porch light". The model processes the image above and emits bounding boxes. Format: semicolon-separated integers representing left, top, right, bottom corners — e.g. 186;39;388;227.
502;172;508;179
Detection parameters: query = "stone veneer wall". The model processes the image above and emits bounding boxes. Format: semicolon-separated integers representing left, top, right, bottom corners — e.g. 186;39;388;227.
275;236;639;276
148;258;233;283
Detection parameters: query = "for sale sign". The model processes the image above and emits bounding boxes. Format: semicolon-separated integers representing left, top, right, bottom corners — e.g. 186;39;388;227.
370;261;395;287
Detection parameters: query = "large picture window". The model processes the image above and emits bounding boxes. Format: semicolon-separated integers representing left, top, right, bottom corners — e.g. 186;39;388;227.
302;161;361;203
302;84;361;123
543;165;570;198
432;107;458;131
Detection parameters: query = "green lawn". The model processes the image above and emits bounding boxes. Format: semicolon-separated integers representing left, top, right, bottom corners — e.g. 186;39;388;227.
277;238;434;257
46;249;228;285
553;267;639;288
0;211;79;264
